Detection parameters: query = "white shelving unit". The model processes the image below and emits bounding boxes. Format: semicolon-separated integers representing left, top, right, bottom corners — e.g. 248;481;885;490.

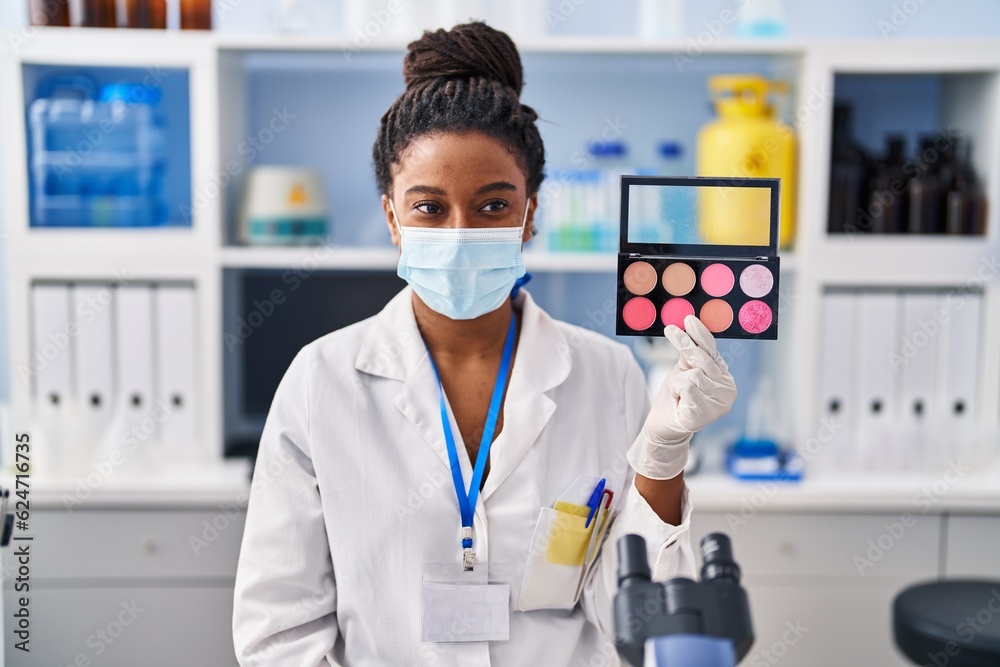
0;28;997;496
0;29;1000;496
2;28;999;667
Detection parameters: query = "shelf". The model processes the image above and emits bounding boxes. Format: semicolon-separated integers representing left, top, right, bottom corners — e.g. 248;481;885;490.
687;463;1000;513
0;458;252;509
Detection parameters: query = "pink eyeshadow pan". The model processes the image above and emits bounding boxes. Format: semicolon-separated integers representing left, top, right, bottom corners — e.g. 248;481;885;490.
622;297;657;331
739;300;773;334
701;263;735;297
739;264;774;298
661;298;695;329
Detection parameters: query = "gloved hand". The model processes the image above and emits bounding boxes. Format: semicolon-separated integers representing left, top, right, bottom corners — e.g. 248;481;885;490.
627;315;738;480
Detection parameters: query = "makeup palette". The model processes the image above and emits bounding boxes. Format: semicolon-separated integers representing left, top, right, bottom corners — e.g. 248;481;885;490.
616;176;781;340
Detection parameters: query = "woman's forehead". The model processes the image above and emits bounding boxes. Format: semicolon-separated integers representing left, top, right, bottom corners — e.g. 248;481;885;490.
393;132;526;193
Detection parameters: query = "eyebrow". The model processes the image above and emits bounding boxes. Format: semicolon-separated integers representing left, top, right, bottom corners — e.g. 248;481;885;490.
403;181;519;197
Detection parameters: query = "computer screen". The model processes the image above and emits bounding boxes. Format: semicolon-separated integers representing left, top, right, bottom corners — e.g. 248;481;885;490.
227;268;407;457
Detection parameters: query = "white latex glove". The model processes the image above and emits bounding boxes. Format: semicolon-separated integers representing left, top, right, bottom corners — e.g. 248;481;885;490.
627;315;738;480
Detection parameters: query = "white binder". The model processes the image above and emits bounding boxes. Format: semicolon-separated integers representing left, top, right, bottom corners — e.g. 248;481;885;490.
154;284;198;466
818;291;856;471
898;293;939;471
111;285;156;473
939;291;982;467
30;284;74;476
71;283;116;470
854;291;900;471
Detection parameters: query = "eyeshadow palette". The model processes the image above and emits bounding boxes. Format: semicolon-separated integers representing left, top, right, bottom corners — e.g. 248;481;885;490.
616;176;780;340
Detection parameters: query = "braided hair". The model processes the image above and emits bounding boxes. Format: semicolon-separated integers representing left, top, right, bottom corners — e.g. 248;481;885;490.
373;22;545;197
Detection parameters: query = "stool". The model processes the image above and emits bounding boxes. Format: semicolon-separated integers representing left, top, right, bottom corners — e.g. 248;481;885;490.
893;580;1000;667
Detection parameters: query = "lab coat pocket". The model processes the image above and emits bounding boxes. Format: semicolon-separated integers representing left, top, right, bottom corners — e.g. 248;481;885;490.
518;503;595;611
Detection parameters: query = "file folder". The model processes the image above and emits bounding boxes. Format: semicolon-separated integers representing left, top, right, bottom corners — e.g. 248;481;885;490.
154;284;198;465
939;291;982;466
30;284;74;475
818;291;856;471
113;285;156;472
898;293;939;471
71;283;116;466
854;291;899;471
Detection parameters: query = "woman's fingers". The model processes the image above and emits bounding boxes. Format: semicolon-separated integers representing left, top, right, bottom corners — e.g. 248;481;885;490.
664;318;726;379
682;315;727;369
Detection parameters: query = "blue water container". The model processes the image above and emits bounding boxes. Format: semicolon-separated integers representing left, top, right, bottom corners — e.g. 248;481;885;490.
29;75;168;227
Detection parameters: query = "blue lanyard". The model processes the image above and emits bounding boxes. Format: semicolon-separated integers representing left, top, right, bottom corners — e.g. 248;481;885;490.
427;314;517;569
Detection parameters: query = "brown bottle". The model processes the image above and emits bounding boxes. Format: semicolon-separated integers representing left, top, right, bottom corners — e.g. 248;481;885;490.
81;0;117;27
907;136;943;234
945;139;987;236
124;0;167;28
867;135;909;234
180;0;212;30
29;0;70;26
827;105;870;234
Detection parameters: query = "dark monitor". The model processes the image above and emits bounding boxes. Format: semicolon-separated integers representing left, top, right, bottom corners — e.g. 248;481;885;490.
225;268;407;458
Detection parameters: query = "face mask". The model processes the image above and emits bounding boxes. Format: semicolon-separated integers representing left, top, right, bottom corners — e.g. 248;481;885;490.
390;198;529;320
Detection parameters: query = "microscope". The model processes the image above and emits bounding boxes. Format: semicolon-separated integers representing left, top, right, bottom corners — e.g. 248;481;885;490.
613;533;754;666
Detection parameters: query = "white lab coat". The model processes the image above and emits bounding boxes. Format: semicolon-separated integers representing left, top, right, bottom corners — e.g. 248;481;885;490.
232;286;696;667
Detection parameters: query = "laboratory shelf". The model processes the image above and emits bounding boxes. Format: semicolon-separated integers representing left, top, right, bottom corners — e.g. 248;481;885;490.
686;464;1000;514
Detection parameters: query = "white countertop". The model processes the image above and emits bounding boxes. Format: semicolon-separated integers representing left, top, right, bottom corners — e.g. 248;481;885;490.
3;457;998;514
686;464;1000;514
0;458;253;509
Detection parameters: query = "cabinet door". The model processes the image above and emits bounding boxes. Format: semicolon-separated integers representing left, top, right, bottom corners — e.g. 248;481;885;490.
945;515;1000;578
3;584;238;666
691;511;940;579
690;511;939;667
28;508;246;579
740;582;913;667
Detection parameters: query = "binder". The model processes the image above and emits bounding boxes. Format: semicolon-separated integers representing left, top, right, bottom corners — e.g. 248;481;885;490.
113;285;156;472
154;284;198;465
898;293;939;471
71;283;116;467
30;284;74;475
939;291;982;466
818;291;856;471
854;291;900;471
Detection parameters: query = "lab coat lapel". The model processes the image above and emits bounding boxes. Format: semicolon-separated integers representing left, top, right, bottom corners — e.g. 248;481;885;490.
479;289;572;502
355;287;469;478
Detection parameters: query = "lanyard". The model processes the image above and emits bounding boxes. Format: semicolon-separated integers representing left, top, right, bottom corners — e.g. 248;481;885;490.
427;314;517;570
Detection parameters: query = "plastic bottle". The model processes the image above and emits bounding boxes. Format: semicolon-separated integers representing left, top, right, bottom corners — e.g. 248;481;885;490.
586;140;628;252
696;75;796;247
827;104;870;235
735;0;788;38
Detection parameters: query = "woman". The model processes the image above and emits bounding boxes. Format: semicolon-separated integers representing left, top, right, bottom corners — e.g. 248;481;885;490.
233;22;736;666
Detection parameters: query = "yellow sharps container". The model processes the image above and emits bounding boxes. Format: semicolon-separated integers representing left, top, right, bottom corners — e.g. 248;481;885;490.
697;75;796;248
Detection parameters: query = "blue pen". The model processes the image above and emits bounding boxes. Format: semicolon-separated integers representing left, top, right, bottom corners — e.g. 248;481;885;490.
585;478;606;528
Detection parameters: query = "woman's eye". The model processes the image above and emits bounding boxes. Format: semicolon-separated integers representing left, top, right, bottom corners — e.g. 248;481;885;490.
480;199;508;213
415;202;443;215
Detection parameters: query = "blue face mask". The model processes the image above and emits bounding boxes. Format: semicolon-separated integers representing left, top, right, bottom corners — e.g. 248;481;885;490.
390;199;529;320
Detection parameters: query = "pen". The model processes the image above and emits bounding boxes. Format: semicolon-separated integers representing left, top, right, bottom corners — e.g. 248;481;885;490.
585;478;606;528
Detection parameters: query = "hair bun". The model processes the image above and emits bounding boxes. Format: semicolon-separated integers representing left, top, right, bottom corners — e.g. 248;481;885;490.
403;21;524;96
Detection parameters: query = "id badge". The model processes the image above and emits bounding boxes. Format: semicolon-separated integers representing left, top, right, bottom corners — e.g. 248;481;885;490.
421;563;513;643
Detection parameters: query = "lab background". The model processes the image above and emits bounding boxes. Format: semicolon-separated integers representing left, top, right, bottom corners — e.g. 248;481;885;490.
1;0;999;665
